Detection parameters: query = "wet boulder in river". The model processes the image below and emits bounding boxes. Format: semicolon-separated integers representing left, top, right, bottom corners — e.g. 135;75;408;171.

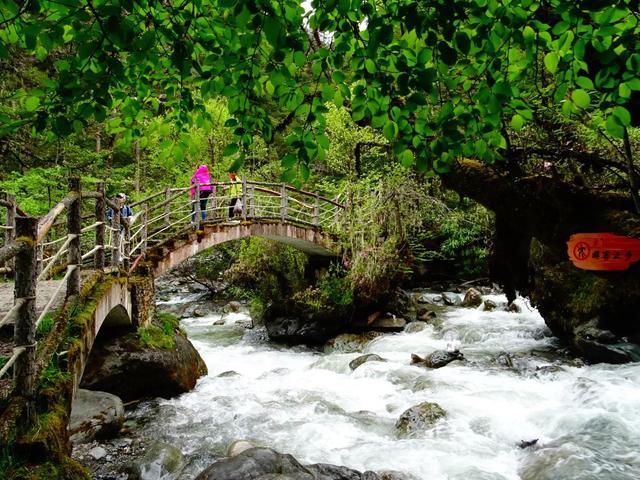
395;402;447;437
195;447;314;480
411;349;464;368
462;287;483;308
349;353;385;370
306;463;362;479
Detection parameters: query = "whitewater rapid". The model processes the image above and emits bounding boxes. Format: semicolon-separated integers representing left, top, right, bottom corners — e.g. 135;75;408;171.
133;293;640;479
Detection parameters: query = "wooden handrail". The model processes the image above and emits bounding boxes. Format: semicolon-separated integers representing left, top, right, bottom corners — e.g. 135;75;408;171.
36;192;79;243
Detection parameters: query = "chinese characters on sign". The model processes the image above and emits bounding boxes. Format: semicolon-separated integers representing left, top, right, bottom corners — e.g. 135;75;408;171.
567;233;640;271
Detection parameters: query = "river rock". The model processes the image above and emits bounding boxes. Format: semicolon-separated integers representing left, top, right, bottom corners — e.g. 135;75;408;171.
69;389;124;444
404;321;428;333
223;301;242;313
193;307;208;317
349;354;385;370
80;328;208;402
324;332;384;353
227;440;257;457
395;402;447;437
129;441;184;480
442;292;462;306
88;446;108;461
263;301;350;345
195;447;314;480
367;314;406;332
235;318;253;329
462;288;483;308
306;463;362;480
410;349;464;368
483;299;497;311
376;472;420;480
506;302;521;313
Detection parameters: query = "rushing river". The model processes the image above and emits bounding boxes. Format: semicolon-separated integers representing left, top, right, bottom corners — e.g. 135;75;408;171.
132;292;640;480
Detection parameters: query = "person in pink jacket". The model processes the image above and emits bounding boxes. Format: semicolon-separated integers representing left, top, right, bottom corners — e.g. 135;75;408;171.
190;164;214;221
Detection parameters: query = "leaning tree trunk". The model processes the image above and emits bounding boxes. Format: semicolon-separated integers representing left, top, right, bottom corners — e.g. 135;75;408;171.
442;159;640;363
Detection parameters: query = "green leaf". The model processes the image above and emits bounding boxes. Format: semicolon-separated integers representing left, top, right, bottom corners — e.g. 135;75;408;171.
332;70;346;83
223;144;239;156
397;149;414;167
263;16;283;47
511;114;524;130
619;83;632;98
571;89;590;109
612;106;631;127
365;58;376;73
544;52;559;73
383;120;398;140
293;51;305;67
575;76;594;90
282;168;297;183
299;162;310;181
281;153;297;168
417;48;432;65
605;115;625;139
626;78;640;91
25;96;40;112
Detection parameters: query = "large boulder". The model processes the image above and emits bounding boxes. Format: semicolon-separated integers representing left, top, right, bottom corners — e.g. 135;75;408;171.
530;244;640;364
69;389;124;444
195;447;402;480
195;448;314;480
263;301;351;345
129;441;185;480
80;330;207;402
395;402;447;438
305;463;362;480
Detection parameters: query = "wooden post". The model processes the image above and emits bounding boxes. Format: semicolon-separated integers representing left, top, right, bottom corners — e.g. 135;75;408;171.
211;185;218;220
164;187;171;227
249;185;256;218
141;204;148;253
241;176;247;220
280;184;288;221
1;192;16;273
122;221;130;271
14;216;38;426
112;207;121;267
35;243;43;277
313;193;320;226
194;180;201;229
95;182;105;269
67;177;81;297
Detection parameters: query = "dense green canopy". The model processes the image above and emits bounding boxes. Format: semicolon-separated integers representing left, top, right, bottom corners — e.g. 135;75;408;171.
1;0;639;181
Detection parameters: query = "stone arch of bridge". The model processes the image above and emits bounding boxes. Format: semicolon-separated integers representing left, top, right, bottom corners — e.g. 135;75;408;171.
70;280;133;397
147;221;339;278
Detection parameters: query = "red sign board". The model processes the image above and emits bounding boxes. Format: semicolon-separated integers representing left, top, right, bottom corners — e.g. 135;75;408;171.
567;233;640;271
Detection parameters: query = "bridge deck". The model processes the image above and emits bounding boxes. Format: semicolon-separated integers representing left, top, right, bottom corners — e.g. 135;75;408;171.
0;280;67;354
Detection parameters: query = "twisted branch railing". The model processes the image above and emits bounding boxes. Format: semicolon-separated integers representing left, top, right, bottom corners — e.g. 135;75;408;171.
0;177;344;423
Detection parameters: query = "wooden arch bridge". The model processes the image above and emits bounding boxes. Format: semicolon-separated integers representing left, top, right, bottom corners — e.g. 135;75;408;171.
0;178;344;432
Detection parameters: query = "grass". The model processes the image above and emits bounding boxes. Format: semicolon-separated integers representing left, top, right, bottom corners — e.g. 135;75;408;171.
137;312;180;350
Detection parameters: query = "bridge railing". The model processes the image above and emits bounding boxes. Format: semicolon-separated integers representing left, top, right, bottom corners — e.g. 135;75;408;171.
125;179;344;263
0;177;344;418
